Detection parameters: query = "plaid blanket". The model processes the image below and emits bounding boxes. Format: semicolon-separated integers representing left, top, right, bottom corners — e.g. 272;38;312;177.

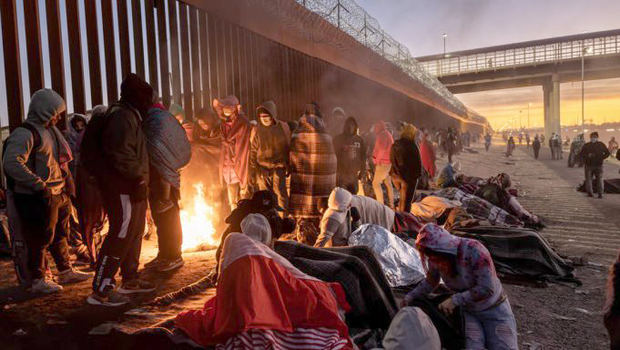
433;188;523;227
289;116;337;220
274;240;398;330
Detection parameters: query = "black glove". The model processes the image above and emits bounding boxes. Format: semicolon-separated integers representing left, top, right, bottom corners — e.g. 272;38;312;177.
130;180;148;203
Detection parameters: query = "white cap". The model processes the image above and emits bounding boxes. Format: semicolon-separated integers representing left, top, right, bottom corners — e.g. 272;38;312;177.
241;213;272;245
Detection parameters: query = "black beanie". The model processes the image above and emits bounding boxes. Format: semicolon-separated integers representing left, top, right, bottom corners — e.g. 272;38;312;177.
120;73;154;114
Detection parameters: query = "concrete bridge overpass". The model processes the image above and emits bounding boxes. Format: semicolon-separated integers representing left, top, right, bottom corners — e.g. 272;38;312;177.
417;29;620;138
0;0;488;134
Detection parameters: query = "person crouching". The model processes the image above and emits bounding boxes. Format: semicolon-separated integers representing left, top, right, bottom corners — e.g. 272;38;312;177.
405;224;518;350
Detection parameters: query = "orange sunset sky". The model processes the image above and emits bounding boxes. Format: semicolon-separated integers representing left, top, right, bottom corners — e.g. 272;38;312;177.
457;77;620;131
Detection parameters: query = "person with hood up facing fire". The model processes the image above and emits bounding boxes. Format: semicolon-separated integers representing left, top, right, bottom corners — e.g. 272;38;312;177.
213;96;251;210
141;100;191;272
88;74;155;306
3;89;93;294
405;224;518;350
372;120;394;208
250;101;291;214
324;107;347;137
333;116;366;194
390;123;422;213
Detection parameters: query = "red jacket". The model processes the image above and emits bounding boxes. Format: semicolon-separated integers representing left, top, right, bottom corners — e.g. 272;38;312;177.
420;138;437;178
372;121;393;165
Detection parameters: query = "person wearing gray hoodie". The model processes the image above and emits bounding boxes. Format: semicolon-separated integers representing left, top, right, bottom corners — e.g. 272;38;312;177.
250;101;291;213
2;89;92;294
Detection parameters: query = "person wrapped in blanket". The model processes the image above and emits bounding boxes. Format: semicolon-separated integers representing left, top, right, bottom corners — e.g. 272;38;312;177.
475;173;542;228
314;187;424;248
405;224;518;350
175;214;354;349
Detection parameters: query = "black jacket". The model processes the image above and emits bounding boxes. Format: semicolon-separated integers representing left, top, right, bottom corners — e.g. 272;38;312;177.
101;101;149;193
250;101;290;171
333;117;366;184
390;137;422;184
579;141;610;167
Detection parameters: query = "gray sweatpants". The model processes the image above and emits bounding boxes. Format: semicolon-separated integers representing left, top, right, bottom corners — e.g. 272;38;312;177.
464;299;518;350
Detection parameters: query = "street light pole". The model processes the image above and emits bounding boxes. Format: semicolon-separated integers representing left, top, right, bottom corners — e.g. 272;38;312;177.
443;33;447;56
581;45;591;133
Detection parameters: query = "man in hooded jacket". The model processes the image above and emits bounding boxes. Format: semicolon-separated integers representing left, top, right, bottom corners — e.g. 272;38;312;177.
250;100;291;213
3;89;92;294
333;116;366;194
390;124;422;213
89;74;154;306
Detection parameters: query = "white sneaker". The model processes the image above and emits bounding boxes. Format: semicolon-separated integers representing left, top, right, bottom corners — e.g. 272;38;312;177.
57;268;94;285
30;278;63;294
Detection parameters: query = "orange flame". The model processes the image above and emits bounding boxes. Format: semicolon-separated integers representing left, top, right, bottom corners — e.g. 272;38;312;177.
180;183;218;251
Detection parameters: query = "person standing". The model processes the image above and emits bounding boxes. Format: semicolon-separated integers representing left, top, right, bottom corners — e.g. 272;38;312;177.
249;101;291;214
3;89;92;294
89;74;155;306
333;116;366;194
446;128;457;163
484;133;491;152
213;96;252;210
142;102;191;272
549;133;556;160
371;121;394;208
579;131;610;198
532;135;541;159
525;133;531;149
390;124;422;213
608;136;619;156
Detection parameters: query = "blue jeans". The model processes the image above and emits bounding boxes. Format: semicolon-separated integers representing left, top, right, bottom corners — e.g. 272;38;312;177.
464;299;518;350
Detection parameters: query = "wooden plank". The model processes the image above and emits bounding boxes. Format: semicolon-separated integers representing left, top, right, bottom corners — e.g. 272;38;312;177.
117;0;131;79
101;0;118;103
84;0;103;106
178;3;192;118
207;14;219;99
168;0;182;104
131;0;145;79
23;0;43;94
198;11;210;107
1;0;24;130
156;0;170;106
65;0;86;114
144;0;158;90
189;7;201;115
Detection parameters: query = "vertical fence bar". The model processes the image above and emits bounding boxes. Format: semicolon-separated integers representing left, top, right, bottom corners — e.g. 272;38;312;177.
214;19;227;96
24;0;44;94
117;0;131;79
189;7;201;114
144;0;158;90
168;0;182;104
66;0;86;114
207;14;219;99
230;25;240;101
84;0;102;106
132;0;145;79
102;0;118;103
198;11;210;106
178;3;192;118
1;0;24;130
156;0;170;106
46;0;66;105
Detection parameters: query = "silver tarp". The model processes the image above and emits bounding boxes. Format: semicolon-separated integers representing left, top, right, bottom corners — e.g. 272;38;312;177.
348;224;425;287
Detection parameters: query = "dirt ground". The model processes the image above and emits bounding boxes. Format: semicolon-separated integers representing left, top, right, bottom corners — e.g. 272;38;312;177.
0;140;617;349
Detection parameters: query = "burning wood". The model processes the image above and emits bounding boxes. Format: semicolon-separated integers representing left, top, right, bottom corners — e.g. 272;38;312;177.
180;183;219;251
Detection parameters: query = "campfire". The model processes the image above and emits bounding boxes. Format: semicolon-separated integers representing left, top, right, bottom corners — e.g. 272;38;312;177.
180;183;219;251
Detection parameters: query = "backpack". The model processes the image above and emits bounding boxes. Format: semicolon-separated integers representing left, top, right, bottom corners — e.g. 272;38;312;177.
79;105;115;177
2;123;42;190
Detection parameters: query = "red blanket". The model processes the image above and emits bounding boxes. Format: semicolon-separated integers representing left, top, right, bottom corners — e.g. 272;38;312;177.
175;233;352;349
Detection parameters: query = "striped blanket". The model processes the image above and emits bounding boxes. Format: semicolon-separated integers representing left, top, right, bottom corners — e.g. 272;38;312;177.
175;233;352;349
289;115;337;220
433;188;523;227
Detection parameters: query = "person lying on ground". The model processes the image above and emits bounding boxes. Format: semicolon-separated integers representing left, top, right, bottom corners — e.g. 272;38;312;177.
3;88;92;294
314;187;424;248
175;232;353;349
476;173;541;227
404;224;518;350
142;100;191;273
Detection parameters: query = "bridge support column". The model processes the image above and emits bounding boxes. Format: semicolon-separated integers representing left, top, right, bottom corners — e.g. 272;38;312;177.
543;74;561;140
